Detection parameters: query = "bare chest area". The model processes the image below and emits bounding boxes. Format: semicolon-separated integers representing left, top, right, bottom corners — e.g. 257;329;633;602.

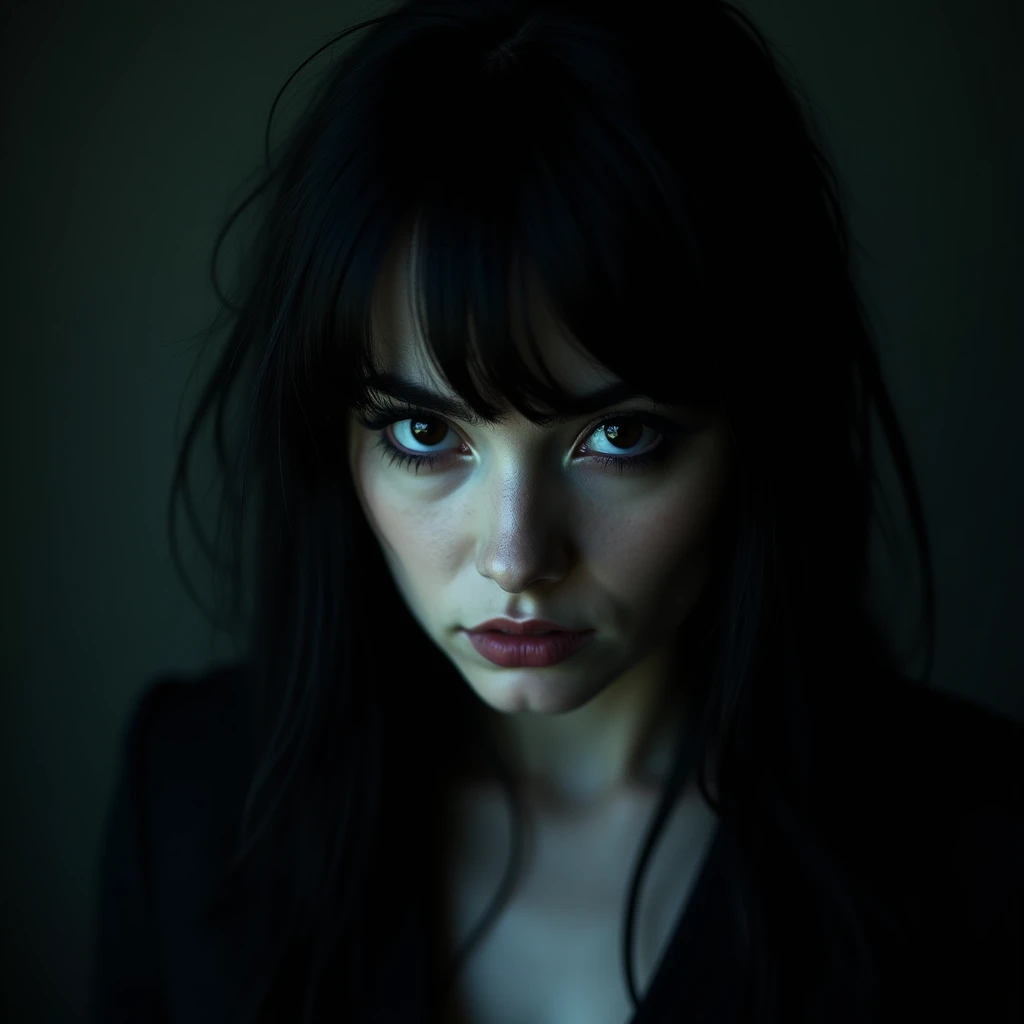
436;782;719;1024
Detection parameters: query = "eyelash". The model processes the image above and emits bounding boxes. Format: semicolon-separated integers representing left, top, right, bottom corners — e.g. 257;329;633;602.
355;402;684;476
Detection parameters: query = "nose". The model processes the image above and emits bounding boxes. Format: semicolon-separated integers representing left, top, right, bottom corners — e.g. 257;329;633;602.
475;471;571;593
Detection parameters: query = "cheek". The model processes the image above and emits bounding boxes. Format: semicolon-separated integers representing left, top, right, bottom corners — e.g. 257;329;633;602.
370;499;457;573
349;459;458;596
584;469;726;620
597;497;713;580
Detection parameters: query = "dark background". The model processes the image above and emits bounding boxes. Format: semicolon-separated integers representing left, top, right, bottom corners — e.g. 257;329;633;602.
2;0;1021;1020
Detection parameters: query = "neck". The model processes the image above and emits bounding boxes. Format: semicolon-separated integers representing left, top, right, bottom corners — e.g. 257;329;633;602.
466;640;690;816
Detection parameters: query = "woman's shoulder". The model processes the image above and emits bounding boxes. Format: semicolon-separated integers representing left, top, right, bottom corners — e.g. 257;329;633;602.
807;667;1023;907
124;659;253;784
127;659;252;751
884;676;1024;900
116;659;256;862
96;662;264;1021
813;674;1022;946
813;668;1023;808
802;671;1023;1016
871;672;1023;807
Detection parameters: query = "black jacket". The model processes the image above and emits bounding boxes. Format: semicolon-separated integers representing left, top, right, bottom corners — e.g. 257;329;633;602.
92;662;1024;1022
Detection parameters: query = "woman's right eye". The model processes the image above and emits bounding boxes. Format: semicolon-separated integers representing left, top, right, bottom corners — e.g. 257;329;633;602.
356;410;464;474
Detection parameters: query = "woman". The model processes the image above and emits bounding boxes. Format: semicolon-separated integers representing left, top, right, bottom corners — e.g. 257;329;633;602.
93;1;1023;1022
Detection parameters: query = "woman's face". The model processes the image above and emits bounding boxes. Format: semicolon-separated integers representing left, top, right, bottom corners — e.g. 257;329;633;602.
346;237;734;719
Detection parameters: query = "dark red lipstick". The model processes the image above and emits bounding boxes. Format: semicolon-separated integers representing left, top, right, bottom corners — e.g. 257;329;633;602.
464;617;595;667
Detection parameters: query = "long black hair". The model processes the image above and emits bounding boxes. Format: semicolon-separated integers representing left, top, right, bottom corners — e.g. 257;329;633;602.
168;1;936;1020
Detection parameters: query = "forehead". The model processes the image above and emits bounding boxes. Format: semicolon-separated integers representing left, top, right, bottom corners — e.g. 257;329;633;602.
369;221;626;399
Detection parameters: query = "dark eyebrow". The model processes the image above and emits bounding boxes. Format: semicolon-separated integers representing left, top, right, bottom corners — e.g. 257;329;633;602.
359;371;648;425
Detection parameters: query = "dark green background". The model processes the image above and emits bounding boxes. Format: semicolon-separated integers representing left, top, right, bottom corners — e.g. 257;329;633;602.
2;1;1021;1020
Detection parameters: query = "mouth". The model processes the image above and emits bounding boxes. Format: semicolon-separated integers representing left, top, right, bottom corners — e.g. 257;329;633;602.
465;625;596;667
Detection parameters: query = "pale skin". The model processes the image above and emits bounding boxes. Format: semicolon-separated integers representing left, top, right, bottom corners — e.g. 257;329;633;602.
345;224;736;825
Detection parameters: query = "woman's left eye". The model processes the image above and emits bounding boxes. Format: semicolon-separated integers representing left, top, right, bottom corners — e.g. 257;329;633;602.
356;407;686;476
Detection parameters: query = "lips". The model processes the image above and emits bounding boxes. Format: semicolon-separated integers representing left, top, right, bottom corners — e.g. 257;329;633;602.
466;626;595;667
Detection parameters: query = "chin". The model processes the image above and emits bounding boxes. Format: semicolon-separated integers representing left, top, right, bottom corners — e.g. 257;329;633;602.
476;676;605;716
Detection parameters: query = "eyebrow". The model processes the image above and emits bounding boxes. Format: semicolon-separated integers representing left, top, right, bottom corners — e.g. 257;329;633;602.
359;371;650;425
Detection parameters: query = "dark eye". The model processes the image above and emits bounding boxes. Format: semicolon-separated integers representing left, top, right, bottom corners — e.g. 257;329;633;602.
389;415;461;454
581;418;658;457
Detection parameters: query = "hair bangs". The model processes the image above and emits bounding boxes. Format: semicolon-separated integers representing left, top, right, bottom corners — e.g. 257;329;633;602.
394;147;723;428
293;4;725;443
333;181;723;436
